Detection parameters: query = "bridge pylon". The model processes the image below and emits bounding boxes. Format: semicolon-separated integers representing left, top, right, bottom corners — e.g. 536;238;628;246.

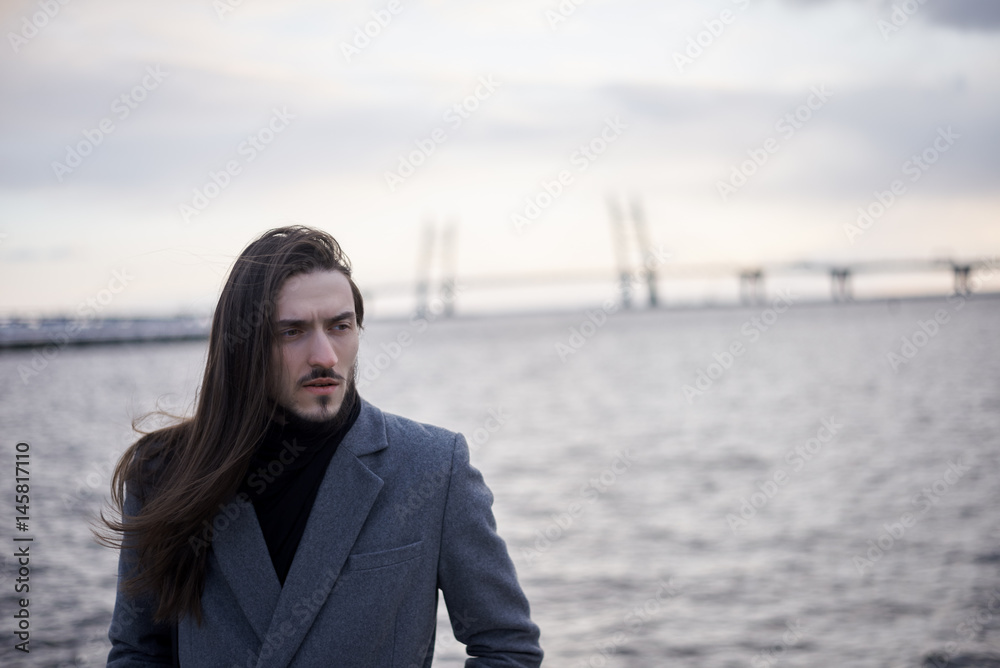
830;268;852;302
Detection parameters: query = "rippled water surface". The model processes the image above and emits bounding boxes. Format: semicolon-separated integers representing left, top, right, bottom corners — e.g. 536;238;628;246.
1;296;999;667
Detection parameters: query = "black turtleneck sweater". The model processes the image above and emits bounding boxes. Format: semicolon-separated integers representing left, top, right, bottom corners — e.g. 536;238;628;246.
239;389;361;585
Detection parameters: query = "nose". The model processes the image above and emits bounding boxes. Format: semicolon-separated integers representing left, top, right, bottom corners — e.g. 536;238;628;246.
307;330;338;369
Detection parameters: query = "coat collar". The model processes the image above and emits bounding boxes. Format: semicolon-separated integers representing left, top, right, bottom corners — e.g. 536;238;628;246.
210;398;387;667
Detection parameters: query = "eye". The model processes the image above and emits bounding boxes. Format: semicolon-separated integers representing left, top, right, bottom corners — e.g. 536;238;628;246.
280;328;301;337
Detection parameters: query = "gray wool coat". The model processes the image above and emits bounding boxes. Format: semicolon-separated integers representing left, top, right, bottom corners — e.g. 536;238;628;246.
107;399;543;667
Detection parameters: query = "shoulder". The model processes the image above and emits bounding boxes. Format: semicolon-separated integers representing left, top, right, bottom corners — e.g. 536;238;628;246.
355;399;463;466
383;410;459;447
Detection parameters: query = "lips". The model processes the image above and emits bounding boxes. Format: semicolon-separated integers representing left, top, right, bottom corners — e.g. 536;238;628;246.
303;379;337;387
301;377;340;394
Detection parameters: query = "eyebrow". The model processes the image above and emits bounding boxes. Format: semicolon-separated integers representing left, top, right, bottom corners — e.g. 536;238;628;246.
275;311;356;328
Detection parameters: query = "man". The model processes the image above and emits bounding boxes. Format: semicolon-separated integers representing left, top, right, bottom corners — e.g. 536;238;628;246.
102;225;542;667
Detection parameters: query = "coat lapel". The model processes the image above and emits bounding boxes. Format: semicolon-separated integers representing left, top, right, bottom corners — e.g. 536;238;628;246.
254;399;388;668
210;493;282;643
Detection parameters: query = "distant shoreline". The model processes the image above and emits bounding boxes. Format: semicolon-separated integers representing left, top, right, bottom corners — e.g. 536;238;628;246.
1;291;997;351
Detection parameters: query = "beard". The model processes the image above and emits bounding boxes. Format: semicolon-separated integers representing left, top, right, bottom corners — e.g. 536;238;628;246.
274;360;358;430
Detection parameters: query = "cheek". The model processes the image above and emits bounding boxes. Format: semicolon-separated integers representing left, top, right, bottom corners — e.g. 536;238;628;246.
341;336;360;363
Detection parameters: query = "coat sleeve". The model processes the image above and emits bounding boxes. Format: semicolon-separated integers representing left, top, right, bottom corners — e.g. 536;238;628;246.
106;482;174;667
437;433;544;667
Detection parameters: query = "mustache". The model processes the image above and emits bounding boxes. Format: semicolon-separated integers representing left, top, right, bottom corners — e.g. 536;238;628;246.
298;368;347;385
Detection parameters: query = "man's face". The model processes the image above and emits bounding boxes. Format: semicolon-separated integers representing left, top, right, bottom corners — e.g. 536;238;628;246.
269;269;360;422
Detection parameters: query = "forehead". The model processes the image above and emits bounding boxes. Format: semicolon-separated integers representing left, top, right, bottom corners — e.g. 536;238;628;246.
274;270;354;319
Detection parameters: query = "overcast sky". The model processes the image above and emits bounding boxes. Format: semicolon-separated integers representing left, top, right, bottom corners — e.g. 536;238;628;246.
1;0;998;316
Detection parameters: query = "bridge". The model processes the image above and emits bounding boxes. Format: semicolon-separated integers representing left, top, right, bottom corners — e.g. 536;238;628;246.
368;198;996;313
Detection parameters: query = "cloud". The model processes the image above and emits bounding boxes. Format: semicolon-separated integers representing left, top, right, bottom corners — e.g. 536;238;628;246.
600;80;1000;200
924;0;1000;30
784;0;1000;30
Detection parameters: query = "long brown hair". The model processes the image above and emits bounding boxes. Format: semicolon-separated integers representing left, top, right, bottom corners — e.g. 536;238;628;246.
97;225;364;624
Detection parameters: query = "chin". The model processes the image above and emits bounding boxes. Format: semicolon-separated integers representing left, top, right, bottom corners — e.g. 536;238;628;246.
294;397;344;423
